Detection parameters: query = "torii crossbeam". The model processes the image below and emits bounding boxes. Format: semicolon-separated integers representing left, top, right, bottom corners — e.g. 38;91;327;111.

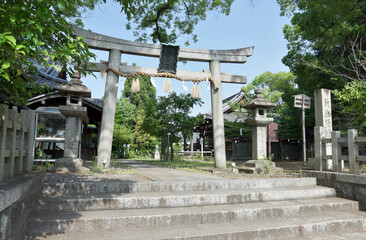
73;27;254;169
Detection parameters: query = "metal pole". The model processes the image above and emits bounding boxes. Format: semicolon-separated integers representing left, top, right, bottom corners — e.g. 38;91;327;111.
167;133;171;161
302;95;306;168
200;138;203;159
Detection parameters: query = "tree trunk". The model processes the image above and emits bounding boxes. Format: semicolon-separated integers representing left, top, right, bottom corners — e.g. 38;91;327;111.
161;136;168;161
279;134;284;161
183;137;187;151
170;142;174;161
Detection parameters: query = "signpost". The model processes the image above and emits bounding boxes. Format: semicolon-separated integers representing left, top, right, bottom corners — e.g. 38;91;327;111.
293;94;311;168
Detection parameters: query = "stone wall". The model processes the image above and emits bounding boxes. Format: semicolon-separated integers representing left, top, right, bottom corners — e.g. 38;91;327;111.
0;174;44;240
303;170;366;211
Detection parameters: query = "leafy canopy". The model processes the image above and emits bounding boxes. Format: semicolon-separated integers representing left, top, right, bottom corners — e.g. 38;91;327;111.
142;92;203;141
120;0;235;45
0;0;98;105
277;0;366;130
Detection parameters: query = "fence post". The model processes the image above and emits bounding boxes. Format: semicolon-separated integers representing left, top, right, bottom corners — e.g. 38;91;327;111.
8;109;17;179
314;126;325;171
331;131;340;172
21;109;35;173
0;104;8;182
348;129;359;175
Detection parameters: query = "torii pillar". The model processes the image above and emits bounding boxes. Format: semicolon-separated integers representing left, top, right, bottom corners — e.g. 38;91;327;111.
72;27;253;169
97;49;121;168
210;60;226;168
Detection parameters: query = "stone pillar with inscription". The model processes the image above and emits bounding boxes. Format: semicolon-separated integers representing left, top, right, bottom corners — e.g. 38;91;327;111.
314;89;333;170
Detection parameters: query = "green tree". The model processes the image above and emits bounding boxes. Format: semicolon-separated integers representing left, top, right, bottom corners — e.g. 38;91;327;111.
241;71;304;140
121;0;235;45
142;92;203;161
0;0;98;105
123;74;157;107
1;0;237;106
112;97;135;156
277;0;366;129
133;108;159;156
334;81;366;133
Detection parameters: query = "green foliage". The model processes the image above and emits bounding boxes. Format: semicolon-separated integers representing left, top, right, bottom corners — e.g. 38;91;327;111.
119;0;234;45
333;81;366;133
133;108;159;155
277;0;366;129
241;71;305;139
112;97;135;156
115;97;136;126
0;1;97;105
224;120;251;140
123;74;156;107
142;92;203;139
142;92;203;160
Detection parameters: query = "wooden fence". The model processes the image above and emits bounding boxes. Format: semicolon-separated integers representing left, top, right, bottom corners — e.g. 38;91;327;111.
314;126;365;175
0;104;35;182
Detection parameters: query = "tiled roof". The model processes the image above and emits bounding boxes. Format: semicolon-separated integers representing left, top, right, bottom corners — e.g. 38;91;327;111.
31;60;67;89
206;90;248;120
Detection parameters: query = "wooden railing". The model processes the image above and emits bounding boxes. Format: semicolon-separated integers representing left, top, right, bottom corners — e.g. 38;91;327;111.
0;104;35;182
314;126;365;174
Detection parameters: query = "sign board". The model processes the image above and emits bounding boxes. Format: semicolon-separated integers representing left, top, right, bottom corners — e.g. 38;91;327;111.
293;94;311;109
158;44;180;74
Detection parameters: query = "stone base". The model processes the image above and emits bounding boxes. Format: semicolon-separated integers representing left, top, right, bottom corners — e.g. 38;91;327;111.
307;158;344;171
53;158;90;173
238;160;283;175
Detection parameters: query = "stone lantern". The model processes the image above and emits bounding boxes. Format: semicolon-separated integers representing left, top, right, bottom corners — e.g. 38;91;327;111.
54;72;90;172
242;89;280;174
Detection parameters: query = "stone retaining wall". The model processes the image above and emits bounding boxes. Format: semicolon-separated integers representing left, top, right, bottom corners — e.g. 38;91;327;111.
303;170;366;211
0;174;44;240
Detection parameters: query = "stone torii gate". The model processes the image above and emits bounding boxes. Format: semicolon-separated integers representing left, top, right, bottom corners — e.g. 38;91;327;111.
73;27;253;169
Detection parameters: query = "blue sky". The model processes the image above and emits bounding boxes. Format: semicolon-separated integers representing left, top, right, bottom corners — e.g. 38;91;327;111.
81;0;290;115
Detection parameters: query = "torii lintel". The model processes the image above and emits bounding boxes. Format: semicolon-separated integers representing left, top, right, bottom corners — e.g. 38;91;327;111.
72;27;254;64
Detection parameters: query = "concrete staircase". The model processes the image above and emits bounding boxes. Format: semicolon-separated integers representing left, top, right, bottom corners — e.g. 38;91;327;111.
25;177;366;239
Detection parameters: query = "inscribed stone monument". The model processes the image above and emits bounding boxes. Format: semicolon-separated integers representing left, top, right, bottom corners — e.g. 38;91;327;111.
314;89;333;170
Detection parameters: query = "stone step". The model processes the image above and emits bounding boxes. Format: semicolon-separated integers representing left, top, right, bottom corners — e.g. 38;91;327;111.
278;231;366;240
37;185;336;211
42;177;317;196
26;197;358;236
25;210;366;240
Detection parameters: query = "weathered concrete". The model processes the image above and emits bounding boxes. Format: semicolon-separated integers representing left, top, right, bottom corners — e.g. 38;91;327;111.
41;171;317;196
24;165;366;240
55;73;90;173
244;89;276;161
314;89;333;170
0;174;43;240
35;185;336;212
72;27;254;63
85;62;248;84
210;60;226;168
0;105;35;182
97;49;121;168
303;170;366;211
28;198;358;235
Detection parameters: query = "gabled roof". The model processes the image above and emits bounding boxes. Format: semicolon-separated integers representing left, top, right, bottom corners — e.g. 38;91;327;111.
31;60;67;89
206;90;248;121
